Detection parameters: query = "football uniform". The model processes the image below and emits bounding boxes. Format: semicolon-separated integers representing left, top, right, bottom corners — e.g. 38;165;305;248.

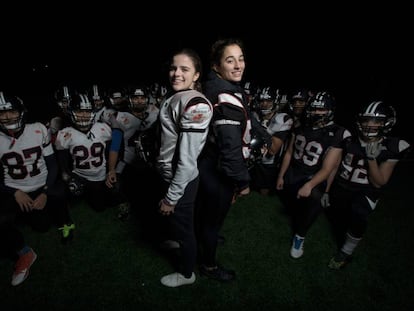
285;123;351;185
115;104;159;173
329;136;411;236
0;123;52;192
54;122;112;182
250;111;293;191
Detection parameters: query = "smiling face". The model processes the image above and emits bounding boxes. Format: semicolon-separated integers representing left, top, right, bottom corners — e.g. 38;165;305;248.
213;44;245;82
169;53;200;92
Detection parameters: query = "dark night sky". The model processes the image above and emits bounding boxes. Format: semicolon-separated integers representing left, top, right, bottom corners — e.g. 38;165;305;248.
1;6;412;142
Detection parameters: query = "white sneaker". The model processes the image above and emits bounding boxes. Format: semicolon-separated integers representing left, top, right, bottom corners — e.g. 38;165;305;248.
161;272;196;287
290;235;305;259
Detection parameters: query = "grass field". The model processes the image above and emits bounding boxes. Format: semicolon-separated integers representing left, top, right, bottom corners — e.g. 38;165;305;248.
1;161;413;311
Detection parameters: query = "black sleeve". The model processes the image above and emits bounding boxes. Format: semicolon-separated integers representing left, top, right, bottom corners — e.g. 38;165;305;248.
250;115;272;147
44;153;58;192
55;149;72;175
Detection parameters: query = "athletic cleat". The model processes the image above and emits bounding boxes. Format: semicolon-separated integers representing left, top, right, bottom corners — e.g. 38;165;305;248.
199;264;236;282
11;248;37;286
117;202;131;221
290;235;305;259
59;223;75;244
328;251;352;270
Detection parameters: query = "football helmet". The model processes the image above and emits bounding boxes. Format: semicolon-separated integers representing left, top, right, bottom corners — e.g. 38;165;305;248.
54;85;74;113
243;81;258;96
0;91;27;134
68;93;96;132
128;86;149;114
304;91;335;129
154;85;168;106
149;82;160;97
357;101;396;141
108;87;128;111
89;84;107;111
289;89;312;117
67;175;85;196
248;134;268;169
257;86;279;115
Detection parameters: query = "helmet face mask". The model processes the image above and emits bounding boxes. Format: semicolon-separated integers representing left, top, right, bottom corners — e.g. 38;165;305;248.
55;86;73;114
90;84;107;111
259;99;275;116
357;101;396;142
71;110;95;132
109;90;128;111
304;92;335;129
358;117;384;141
0;110;24;133
0;92;26;135
291;99;307;116
130;98;148;114
93;98;105;111
128;87;149;115
68;94;96;132
289;89;313;116
257;86;278;116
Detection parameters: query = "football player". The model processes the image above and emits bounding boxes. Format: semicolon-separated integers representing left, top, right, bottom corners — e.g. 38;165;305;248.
54;93;119;212
325;101;411;269
276;91;351;259
0;91;74;285
105;85;160;220
249;86;293;195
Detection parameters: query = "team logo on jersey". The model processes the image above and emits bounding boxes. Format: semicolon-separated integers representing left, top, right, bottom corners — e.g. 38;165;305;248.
63;132;72;139
120;116;130;125
189;103;210;122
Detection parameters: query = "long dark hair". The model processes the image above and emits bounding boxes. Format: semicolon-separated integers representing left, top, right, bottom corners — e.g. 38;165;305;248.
209;38;245;68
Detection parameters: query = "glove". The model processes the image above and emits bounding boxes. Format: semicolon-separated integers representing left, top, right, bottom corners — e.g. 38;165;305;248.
321;192;330;208
261;151;274;165
365;141;382;160
68;177;85;196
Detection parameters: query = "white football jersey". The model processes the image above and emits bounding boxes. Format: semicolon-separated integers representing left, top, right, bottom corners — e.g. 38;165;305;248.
115;105;159;172
54;122;112;181
0;122;53;192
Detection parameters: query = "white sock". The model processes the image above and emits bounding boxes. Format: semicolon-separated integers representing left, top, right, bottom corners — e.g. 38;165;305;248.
341;232;361;255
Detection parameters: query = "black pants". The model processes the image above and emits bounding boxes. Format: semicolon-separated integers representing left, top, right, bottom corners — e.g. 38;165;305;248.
162;177;199;278
196;157;235;267
283;179;325;237
0;180;71;258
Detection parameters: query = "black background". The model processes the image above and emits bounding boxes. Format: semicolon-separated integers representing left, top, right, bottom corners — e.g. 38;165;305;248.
1;5;411;143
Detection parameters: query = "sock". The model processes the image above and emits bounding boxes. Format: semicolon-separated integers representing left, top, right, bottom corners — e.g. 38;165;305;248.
294;234;305;242
341;232;361;256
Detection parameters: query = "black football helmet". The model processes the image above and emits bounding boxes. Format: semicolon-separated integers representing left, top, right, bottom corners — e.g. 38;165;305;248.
128;86;149;114
289;89;312;117
54;85;74;113
257;86;279;115
304;91;335;129
357;101;396;142
0;91;27;135
68;93;96;132
154;85;168;106
89;84;107;111
108;87;129;111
